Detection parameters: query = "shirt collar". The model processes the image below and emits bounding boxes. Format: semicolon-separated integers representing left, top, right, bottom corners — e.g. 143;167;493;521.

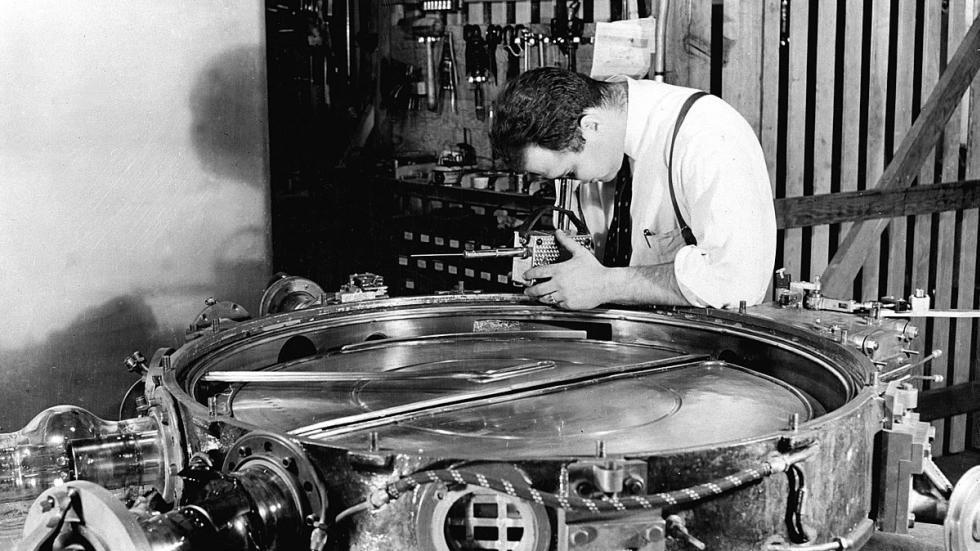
623;77;641;159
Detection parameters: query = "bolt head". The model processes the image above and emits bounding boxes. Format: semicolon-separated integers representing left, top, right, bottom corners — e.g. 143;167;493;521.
569;527;595;546
644;524;665;542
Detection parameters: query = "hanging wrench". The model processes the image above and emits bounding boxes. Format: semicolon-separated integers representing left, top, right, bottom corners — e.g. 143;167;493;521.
485;24;502;85
503;25;522;81
463;24;489;120
568;2;583;72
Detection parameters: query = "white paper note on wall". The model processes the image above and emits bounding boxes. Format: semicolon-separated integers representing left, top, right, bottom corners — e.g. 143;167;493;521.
590;17;657;80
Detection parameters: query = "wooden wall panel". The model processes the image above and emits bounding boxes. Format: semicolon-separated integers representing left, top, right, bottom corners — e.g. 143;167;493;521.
491;2;506;24
862;0;890;301
811;0;836;280
783;0;808;281
759;0;781;190
953;0;980;454
919;0;946;455
933;0;967;456
839;0;864;245
665;0;711;90
468;2;484;24
886;1;915;299
722;0;763;134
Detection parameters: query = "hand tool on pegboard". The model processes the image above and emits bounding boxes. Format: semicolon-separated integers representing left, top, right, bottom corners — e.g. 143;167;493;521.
463;24;489;120
567;1;583;72
409;17;445;111
485;24;501;85
436;31;460;113
503;25;522;80
516;25;532;73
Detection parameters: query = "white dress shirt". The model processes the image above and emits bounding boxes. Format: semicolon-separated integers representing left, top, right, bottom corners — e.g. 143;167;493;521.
577;77;776;308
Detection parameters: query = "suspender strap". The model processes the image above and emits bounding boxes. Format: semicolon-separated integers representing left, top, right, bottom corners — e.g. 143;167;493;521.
668;91;709;246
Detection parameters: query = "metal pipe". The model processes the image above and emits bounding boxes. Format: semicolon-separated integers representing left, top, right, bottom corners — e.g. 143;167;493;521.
764;518;874;550
654;0;669;81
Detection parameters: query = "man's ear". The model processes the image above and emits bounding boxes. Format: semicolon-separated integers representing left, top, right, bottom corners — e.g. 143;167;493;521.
578;112;600;138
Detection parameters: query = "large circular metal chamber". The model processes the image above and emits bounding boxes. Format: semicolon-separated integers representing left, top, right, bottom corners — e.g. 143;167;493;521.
155;294;882;550
174;295;867;456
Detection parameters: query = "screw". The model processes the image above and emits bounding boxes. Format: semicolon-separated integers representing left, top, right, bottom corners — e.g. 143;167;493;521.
569;527;595;546
595;440;606;458
623;476;645;495
644;524;665;542
788;413;799;432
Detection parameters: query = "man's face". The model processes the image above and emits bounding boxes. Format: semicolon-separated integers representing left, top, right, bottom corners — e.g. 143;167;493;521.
522;119;623;183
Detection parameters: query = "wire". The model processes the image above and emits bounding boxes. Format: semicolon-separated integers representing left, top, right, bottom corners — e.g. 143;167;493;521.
334;501;372;523
117;379;144;421
335;445;820;523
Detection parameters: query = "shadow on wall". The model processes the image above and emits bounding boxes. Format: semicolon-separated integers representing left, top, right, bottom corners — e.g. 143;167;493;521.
190;45;270;189
0;46;273;431
0;296;159;430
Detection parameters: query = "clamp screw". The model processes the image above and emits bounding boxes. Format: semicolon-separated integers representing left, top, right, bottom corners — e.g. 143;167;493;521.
123;351;147;373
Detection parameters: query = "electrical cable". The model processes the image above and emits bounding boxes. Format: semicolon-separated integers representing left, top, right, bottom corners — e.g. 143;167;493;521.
117;379;144;421
335;445;819;523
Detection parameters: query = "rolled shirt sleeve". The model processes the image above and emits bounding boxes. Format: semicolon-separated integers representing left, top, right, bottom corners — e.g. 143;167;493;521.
670;112;776;308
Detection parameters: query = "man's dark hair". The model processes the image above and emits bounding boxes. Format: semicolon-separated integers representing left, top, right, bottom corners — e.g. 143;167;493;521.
490;68;615;171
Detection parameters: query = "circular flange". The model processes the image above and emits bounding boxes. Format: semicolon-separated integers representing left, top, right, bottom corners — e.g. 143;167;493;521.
946;465;980;551
221;430;327;522
259;276;325;316
19;480;152;551
145;387;186;503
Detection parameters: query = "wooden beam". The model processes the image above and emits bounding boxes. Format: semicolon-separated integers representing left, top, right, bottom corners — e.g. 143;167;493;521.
775;179;980;229
820;11;980;297
918;382;980;422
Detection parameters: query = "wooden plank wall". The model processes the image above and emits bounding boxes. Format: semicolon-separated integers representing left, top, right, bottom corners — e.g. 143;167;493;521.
687;0;980;455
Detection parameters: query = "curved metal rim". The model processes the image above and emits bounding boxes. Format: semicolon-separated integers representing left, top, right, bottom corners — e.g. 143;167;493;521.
160;294;877;458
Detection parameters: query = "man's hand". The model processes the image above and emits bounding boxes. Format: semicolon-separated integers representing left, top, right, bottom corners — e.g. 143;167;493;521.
523;230;610;309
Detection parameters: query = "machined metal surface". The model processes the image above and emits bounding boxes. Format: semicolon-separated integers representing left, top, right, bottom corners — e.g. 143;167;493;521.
945;466;980;551
178;295;865;449
7;293;906;551
149;294;881;549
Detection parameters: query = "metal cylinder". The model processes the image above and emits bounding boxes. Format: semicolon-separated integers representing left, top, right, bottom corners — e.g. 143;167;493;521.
71;431;164;491
137;468;302;551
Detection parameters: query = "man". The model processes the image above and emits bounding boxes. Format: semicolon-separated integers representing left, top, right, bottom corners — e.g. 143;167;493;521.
490;67;775;310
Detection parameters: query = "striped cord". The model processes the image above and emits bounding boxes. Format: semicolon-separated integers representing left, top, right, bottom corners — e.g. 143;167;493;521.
334;447;819;523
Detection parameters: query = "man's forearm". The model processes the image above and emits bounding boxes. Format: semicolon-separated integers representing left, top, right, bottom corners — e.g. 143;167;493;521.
601;263;693;306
